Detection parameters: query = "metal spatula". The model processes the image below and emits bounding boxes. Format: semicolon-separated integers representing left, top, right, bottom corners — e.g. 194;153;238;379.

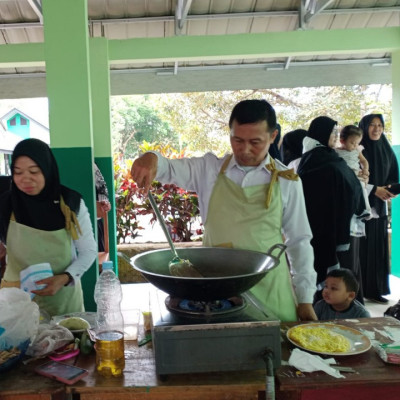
147;192;203;278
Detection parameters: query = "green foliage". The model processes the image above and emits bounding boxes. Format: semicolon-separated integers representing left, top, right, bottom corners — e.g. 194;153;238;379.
147;85;393;148
114;157;145;243
113;146;202;244
111;96;179;159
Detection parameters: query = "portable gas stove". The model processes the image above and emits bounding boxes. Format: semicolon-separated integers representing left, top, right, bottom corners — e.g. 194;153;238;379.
150;288;281;376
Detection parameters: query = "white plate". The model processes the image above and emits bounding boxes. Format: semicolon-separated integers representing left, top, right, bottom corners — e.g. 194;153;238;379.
287;323;372;356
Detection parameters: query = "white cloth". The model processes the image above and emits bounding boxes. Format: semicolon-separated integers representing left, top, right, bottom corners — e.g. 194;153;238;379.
288;157;301;173
64;199;98;284
152;151;316;304
288;348;344;378
335;148;361;173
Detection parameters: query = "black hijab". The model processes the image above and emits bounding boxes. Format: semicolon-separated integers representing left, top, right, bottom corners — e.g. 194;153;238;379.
0;176;11;195
359;114;399;217
298;116;365;284
307;116;337;147
281;129;307;165
0;139;81;243
268;123;282;161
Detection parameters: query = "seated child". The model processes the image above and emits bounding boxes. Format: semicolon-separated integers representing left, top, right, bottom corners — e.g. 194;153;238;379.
314;269;371;320
336;125;372;220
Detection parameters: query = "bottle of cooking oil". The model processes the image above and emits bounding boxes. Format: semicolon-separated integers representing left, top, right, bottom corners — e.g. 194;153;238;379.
94;261;125;377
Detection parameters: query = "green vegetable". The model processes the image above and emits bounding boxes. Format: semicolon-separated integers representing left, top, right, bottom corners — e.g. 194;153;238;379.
58;317;90;331
79;331;94;354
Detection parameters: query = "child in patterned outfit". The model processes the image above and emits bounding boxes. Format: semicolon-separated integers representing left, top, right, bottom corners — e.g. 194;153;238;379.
336;125;372;219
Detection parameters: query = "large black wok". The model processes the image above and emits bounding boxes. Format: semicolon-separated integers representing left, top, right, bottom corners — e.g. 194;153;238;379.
130;244;286;301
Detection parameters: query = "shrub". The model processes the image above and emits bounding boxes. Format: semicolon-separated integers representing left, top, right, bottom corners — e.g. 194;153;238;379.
114;149;203;244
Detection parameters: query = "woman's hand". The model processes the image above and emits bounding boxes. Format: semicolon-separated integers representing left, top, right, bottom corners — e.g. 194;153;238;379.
31;274;70;296
375;186;396;201
96;200;111;218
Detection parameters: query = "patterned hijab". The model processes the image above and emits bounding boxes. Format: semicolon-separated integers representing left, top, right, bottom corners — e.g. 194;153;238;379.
0;139;82;243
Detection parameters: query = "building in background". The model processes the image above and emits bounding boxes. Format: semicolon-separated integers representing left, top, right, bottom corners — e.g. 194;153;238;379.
0;108;49;175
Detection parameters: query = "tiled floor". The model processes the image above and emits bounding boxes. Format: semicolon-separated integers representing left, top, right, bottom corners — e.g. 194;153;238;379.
364;274;400;317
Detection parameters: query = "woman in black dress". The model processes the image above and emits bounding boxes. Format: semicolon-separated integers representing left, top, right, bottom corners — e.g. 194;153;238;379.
298;116;365;302
358;114;399;304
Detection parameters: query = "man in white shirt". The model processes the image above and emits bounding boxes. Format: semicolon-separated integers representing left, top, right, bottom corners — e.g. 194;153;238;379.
131;99;317;321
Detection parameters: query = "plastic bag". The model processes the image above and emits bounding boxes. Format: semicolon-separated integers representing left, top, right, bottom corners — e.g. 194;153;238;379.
26;323;74;357
0;288;40;349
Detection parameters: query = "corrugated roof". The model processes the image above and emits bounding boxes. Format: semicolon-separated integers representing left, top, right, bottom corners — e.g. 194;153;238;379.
0;0;399;96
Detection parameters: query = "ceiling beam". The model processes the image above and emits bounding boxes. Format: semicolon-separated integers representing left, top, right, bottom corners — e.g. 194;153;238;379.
305;0;335;24
0;61;390;99
1;27;398;68
107;28;400;65
1;7;399;30
175;0;193;35
26;0;43;24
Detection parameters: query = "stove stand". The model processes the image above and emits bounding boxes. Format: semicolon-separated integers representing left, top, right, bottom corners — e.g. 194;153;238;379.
150;288;281;376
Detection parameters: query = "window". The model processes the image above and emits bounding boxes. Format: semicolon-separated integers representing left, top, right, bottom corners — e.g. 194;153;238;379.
10;117;16;126
20;117;27;125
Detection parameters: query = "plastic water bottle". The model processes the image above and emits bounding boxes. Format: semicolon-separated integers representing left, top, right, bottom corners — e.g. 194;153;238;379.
94;261;125;377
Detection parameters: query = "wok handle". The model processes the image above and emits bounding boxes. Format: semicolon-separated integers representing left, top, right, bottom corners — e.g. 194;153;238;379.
265;243;287;261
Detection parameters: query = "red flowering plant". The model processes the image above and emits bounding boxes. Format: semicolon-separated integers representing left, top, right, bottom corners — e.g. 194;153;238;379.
114;146;203;243
146;182;201;242
114;156;146;243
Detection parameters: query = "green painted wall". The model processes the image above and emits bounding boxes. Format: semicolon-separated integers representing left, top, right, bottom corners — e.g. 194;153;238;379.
391;144;400;277
95;156;117;272
391;51;400;277
52;146;98;311
42;0;98;312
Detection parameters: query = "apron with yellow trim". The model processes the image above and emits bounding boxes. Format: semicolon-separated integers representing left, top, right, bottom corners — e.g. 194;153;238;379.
1;218;84;317
203;157;297;321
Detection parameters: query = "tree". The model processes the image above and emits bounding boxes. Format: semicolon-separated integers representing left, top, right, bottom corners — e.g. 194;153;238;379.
111;85;392;159
149;89;301;155
111;96;179;159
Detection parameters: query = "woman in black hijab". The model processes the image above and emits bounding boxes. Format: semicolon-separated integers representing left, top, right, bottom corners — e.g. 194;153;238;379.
358;114;399;304
298;116;365;302
0;138;97;316
281;129;308;168
268;123;282;161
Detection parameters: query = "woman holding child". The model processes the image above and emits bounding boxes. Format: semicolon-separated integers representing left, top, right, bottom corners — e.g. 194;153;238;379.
298;116;365;302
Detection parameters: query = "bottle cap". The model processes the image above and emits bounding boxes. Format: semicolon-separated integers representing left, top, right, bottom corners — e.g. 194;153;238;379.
102;261;113;270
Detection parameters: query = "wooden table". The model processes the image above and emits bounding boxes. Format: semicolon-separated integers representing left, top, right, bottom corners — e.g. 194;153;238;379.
276;317;400;400
71;341;267;400
69;315;400;400
1;283;400;400
0;360;65;400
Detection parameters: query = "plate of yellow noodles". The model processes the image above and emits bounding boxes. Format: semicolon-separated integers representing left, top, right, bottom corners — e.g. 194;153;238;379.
287;323;371;356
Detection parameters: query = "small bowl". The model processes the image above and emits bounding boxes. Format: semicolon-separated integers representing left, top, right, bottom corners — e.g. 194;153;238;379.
0;339;30;373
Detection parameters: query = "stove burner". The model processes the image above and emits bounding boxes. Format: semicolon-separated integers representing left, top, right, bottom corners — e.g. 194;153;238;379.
179;299;234;312
165;296;246;319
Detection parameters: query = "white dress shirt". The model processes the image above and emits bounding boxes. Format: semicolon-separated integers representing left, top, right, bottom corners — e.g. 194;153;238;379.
153;151;316;304
65;199;98;284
